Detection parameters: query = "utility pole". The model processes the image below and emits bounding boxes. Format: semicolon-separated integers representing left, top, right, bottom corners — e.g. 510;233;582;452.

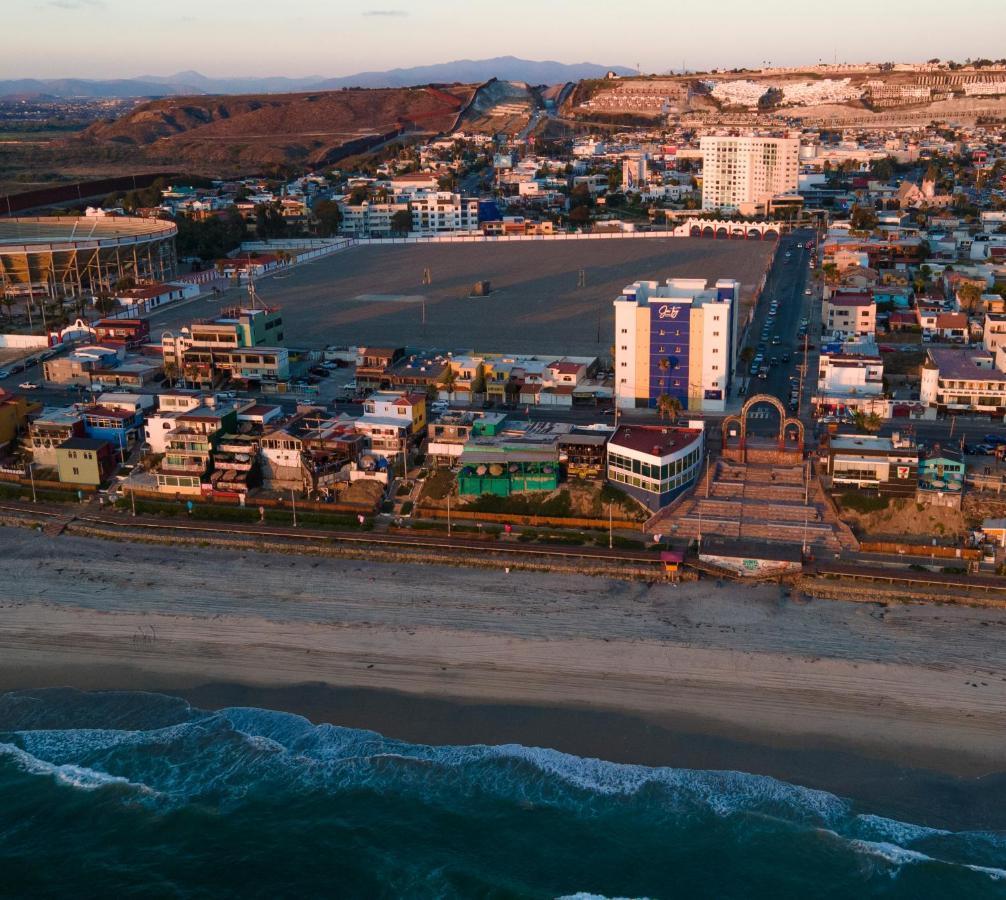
130;487;136;517
608;503;613;549
447;490;452;538
291;487;297;527
26;462;36;503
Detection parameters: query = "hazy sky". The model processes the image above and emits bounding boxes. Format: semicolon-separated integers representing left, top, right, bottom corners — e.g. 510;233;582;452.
5;0;1006;79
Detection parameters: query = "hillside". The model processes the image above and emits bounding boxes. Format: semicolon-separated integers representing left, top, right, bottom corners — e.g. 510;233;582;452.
74;85;479;169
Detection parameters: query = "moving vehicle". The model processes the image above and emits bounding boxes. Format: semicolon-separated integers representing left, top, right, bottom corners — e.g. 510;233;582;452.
18;381;38;390
758;366;770;379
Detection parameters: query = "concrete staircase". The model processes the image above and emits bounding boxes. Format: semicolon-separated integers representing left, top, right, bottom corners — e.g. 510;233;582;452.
652;458;855;555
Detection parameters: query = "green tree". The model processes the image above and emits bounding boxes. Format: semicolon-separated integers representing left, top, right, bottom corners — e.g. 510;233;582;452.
255;203;287;240
957;281;984;314
569;204;591;227
657;394;682;421
850;205;878;231
313;200;343;237
439;367;458;402
390;208;413;234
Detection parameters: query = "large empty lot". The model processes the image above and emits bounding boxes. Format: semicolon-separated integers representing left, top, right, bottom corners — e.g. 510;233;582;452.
157;238;775;356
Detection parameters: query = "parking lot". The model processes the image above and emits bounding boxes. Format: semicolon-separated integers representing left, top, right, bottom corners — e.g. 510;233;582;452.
147;238;775;357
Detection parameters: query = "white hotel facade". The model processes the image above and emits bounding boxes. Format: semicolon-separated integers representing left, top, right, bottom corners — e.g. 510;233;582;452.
700;136;800;211
614;277;741;413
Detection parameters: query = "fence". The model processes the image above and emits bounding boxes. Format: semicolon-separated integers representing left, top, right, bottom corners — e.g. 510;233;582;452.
126;487;377;516
860;540;981;561
416;504;644;531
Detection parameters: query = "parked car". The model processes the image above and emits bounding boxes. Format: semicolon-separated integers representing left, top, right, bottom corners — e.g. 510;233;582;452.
18;381;38;390
804;288;812;295
0;369;8;379
782;353;792;363
9;364;24;375
984;434;1006;446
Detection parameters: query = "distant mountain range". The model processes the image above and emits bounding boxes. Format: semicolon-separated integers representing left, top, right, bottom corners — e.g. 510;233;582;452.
0;57;635;99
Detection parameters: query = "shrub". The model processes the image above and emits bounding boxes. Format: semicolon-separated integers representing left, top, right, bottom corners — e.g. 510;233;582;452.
400;500;413;516
838;492;890;514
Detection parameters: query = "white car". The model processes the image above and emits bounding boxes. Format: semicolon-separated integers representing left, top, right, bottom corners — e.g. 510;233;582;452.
19;381;38;390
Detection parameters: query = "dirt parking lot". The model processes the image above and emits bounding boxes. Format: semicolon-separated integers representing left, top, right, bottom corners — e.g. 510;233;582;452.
151;238;775;357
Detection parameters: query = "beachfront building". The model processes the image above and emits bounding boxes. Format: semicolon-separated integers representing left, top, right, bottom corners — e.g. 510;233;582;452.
605;424;705;512
24;407;83;467
55;436;115;488
823;433;919;496
426;410;507;466
613;277;740;412
917;447;965;508
456;444;559;498
699;135;799;211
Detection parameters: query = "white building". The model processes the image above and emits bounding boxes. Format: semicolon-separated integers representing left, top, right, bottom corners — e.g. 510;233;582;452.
622;154;649;191
613;277;740;413
920;347;1006;415
699;136;799;211
410;192;480;234
339;201;411;237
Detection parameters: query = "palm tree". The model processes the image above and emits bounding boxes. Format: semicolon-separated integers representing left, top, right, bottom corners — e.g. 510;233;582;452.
1;295;14;323
739;346;755;391
657;394;682;421
439;367;458;403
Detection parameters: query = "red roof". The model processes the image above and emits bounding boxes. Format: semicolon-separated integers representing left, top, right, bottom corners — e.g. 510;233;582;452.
829;292;873;307
936;312;967;329
610;424;702;458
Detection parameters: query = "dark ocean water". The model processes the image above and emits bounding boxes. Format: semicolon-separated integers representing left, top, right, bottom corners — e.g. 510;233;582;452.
0;689;1003;899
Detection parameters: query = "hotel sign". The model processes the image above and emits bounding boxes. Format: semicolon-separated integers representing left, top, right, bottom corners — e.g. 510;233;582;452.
656;304;682;320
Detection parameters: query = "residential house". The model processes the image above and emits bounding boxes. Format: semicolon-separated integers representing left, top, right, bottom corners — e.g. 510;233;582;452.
80;404;144;458
93;318;150;349
356;346;405;391
25;407;84;467
56;437;115;487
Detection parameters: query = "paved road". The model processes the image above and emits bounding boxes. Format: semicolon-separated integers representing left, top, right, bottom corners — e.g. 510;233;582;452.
738;228;816;435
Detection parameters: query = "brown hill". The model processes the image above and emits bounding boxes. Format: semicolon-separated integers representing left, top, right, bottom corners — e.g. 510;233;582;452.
76;85;479;169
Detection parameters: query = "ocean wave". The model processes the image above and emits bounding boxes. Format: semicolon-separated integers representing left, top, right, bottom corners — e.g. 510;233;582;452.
1;689;1003;890
0;741;158;796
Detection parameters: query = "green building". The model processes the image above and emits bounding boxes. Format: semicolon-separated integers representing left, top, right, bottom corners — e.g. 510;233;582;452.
457;445;559;497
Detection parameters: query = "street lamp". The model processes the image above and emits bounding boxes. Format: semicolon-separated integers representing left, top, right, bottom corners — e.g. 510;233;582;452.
25;461;36;503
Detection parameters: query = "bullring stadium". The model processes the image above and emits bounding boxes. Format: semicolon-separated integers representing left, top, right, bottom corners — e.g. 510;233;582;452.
0;216;177;299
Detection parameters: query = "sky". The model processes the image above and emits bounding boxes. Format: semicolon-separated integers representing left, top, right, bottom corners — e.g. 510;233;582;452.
4;0;1006;80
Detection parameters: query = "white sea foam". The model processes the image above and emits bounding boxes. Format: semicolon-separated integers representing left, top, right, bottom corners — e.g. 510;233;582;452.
850;839;935;867
0;741;157;795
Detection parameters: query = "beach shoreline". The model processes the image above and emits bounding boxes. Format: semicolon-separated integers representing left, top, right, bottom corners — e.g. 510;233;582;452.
2;527;1005;826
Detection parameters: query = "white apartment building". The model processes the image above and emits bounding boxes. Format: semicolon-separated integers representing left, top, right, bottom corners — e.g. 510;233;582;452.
699;136;799;211
921;348;1006;415
822;293;877;339
339;201;411;236
613;277;740;413
410;192;479;234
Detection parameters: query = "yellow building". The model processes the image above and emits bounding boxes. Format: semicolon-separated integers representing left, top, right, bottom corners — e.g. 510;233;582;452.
0;390;41;451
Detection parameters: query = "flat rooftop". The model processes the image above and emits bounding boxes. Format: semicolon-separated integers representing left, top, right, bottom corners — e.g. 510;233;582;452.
146;238;773;357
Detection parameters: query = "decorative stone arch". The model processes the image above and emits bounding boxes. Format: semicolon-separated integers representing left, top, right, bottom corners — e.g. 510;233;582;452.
690;225;702;237
715;226;729;239
720;393;805;458
701;225;714;238
762;228;780;241
747;228;762;239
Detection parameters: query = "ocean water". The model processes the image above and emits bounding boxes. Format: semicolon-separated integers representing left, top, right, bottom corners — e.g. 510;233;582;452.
0;690;1003;899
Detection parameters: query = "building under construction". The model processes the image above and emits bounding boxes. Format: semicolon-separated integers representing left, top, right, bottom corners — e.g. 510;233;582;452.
0;216;178;300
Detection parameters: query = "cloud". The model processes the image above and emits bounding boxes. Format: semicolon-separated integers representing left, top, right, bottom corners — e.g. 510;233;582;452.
363;9;407;16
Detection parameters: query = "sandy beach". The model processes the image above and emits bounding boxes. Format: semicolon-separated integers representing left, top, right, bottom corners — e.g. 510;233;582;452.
2;527;1005;795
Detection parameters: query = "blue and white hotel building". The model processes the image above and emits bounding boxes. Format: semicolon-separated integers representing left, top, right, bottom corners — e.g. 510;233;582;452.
614;277;740;412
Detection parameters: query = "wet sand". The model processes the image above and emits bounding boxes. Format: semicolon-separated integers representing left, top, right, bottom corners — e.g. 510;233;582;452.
2;528;1005;795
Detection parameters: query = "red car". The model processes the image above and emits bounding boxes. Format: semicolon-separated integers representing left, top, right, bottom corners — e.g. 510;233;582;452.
879;345;896;353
